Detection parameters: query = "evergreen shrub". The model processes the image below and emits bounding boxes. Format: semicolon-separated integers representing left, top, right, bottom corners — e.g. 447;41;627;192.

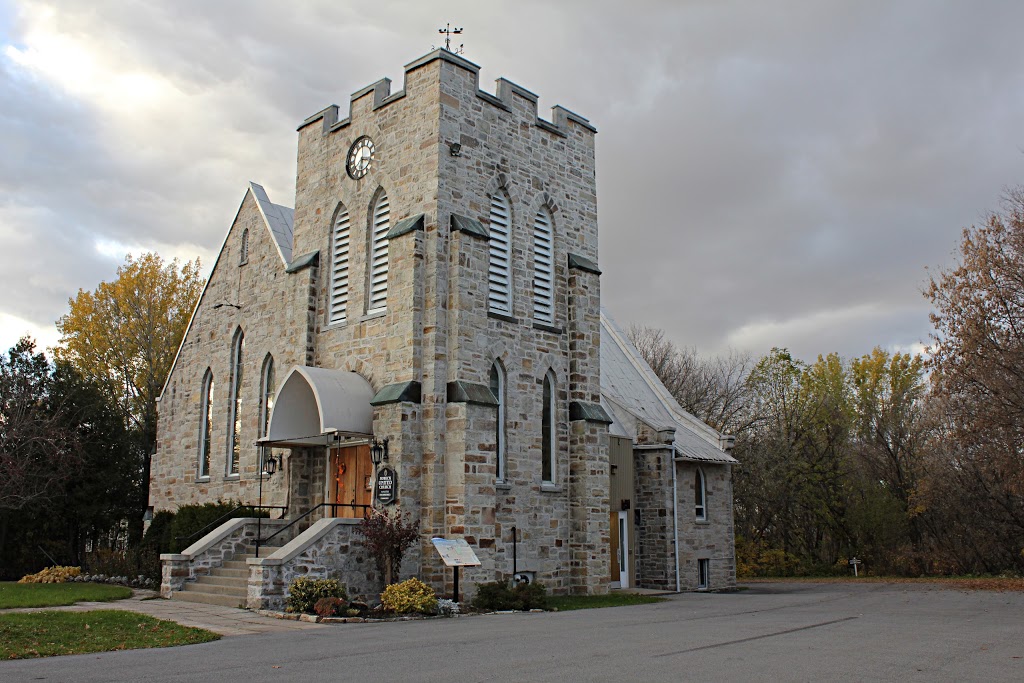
472;579;548;611
286;577;347;614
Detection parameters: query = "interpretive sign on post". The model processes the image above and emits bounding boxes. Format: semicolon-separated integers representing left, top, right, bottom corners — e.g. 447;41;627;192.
431;537;481;567
375;466;397;506
431;537;481;603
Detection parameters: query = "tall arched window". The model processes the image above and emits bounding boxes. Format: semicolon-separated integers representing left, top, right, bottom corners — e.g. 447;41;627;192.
330;205;350;324
198;370;214;478
227;329;244;476
488;192;512;314
695;467;707;521
490;362;506;482
259;354;275;439
259;354;275;475
532;207;554;324
367;192;390;314
542;371;556;483
239;228;249;265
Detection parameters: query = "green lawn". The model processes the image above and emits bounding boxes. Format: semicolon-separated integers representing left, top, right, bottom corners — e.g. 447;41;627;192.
548;593;666;611
0;610;219;659
0;582;132;609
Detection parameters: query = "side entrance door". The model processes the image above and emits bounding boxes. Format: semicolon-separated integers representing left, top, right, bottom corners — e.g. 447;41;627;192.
609;510;630;588
328;444;373;517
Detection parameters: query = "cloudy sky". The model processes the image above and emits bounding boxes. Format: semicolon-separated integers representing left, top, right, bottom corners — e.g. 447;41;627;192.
2;0;1022;363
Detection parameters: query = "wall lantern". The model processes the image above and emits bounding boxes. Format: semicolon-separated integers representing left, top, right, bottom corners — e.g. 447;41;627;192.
370;437;389;466
448;141;462;157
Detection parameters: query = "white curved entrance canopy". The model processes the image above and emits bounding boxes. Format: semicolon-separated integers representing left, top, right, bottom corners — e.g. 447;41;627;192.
259;366;374;447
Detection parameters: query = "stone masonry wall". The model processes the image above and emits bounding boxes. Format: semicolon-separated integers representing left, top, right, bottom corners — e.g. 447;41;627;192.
675;462;736;590
151;190;312;514
247;518;377;610
632;446;675;590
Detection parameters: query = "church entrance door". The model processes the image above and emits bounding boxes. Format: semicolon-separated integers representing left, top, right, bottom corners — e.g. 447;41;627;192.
328;444;373;518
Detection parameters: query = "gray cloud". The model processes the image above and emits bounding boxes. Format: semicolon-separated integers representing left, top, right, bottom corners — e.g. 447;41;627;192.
2;0;1022;363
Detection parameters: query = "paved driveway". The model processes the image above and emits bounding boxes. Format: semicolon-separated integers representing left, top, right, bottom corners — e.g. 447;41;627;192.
3;582;1022;682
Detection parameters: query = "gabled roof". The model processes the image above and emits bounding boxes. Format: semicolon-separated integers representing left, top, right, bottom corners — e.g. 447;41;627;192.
600;309;738;465
248;182;294;264
158;183;294;401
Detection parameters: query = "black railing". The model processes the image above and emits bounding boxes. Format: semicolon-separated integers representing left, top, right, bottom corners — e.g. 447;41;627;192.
174;504;288;550
255;502;371;557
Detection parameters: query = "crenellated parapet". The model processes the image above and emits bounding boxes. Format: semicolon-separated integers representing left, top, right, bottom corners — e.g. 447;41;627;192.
298;49;596;138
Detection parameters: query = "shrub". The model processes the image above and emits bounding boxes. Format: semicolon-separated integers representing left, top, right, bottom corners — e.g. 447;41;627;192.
85;547;161;582
436;598;460;617
357;509;419;586
314;596;346;618
141;510;176;555
19;566;82;584
381;577;438;614
286;577;347;614
472;579;548;611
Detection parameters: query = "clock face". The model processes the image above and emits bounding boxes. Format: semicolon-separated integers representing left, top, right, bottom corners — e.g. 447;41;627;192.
346;136;375;179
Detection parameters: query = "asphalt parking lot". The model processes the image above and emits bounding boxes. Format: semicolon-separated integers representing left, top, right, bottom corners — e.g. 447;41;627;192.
3;581;1022;682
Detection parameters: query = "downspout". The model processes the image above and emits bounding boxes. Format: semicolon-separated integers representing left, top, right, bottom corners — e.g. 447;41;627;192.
671;443;681;593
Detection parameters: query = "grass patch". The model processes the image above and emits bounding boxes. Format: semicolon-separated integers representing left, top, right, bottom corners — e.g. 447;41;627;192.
0;610;219;659
0;582;132;609
548;593;666;611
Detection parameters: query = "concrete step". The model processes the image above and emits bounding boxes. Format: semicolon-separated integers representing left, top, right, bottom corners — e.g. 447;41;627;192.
183;581;245;597
171;589;246;608
196;574;248;589
221;560;250;571
209;566;248;579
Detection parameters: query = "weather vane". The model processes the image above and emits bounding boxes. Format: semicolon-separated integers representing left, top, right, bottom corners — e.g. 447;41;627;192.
437;23;464;55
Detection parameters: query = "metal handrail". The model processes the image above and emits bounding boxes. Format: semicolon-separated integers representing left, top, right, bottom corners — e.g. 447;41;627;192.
257;503;371;553
174;504;288;548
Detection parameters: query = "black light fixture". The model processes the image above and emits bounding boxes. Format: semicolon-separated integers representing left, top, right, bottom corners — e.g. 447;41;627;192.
448;141;462;157
262;452;278;476
370;437;389;466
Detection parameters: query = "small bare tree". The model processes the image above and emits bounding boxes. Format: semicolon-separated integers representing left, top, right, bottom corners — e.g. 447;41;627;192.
627;325;754;433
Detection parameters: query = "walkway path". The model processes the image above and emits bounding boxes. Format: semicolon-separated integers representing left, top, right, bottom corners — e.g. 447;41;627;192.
2;590;322;636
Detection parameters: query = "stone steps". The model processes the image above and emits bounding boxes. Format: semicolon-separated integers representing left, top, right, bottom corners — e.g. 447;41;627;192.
168;534;290;608
171;552;256;608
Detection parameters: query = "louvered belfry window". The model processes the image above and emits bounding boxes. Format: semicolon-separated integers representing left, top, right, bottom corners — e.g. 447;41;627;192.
367;193;390;314
488;193;511;314
532;208;554;324
330;206;350;324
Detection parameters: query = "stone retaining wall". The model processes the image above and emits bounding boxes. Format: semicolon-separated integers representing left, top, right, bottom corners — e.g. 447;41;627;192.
247;517;377;610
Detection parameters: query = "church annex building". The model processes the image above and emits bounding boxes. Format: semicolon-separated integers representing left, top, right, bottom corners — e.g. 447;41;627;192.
152;50;737;609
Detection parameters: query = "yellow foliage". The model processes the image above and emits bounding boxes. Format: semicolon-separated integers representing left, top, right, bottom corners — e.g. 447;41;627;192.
381;577;438;614
19;566;82;583
55;253;204;439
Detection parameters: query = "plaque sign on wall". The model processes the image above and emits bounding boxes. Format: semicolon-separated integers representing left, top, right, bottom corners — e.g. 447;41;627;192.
375;466;397;505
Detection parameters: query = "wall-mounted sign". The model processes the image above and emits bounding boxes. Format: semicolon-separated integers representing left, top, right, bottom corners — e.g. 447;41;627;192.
376;466;397;505
431;537;481;567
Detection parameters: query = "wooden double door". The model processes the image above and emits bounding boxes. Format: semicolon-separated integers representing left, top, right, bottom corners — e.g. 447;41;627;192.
328;444;373;518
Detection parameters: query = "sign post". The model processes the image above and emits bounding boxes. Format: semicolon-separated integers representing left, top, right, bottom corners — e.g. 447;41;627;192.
849;557;861;577
431;537;481;602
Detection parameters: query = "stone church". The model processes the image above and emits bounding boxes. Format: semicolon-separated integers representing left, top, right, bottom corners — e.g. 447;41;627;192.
152;50;737;609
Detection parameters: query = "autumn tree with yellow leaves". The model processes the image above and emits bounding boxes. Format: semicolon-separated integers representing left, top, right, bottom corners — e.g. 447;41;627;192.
55;253;204;505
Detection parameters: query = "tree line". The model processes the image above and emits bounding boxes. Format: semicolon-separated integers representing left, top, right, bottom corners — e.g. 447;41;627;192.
0;254;203;579
631;190;1024;576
